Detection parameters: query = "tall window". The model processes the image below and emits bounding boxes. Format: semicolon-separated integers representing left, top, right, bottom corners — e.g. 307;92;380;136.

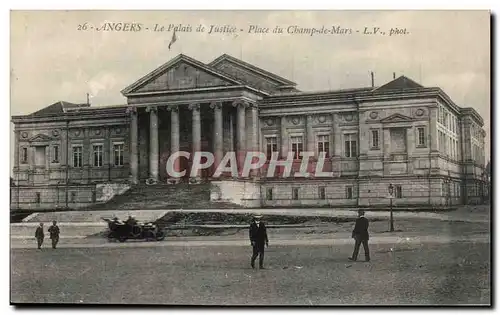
291;136;303;160
93;144;103;167
395;185;403;198
52;146;59;163
266;188;273;200
344;134;357;158
417;127;426;146
317;135;330;158
292;188;299;200
346;186;353;199
265;137;278;160
371;130;379;149
21;147;28;164
319;187;326;200
72;146;82;167
113;143;124;166
35;192;41;204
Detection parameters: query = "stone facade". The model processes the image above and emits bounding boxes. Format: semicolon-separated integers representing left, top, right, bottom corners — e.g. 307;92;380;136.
11;54;488;210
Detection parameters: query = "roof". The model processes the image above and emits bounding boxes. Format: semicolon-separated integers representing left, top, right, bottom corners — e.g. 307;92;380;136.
28;101;90;117
374;75;424;91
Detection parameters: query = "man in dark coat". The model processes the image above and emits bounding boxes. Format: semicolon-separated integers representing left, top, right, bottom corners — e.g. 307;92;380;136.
249;215;269;269
348;210;370;262
35;223;44;249
48;220;60;249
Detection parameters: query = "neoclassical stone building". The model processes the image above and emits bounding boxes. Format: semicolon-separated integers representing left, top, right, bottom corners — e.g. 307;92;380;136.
11;54;487;210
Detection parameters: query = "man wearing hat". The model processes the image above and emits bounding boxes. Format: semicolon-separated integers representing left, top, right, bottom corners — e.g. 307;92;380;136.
249;215;269;269
348;210;370;262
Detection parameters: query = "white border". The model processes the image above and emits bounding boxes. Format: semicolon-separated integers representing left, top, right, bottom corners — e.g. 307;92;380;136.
3;1;497;315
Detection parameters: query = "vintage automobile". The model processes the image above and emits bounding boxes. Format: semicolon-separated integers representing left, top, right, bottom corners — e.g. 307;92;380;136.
102;217;166;242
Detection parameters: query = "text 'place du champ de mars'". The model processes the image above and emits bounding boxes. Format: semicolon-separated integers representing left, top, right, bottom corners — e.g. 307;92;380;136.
10;53;487;210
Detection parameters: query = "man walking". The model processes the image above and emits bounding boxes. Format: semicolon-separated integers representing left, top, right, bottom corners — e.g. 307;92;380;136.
249;215;269;269
35;223;44;249
48;220;60;249
349;210;370;262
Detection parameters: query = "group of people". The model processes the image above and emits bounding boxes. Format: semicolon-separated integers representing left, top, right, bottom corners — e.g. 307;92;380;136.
34;221;60;249
248;210;370;269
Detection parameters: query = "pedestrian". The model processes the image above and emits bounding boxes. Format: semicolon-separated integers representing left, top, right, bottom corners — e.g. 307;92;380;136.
249;215;269;269
349;210;370;262
35;223;44;249
48;220;60;249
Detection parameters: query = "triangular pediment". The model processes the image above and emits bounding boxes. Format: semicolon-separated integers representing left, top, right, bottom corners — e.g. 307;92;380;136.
374;76;424;91
121;54;243;95
28;133;53;142
380;113;414;123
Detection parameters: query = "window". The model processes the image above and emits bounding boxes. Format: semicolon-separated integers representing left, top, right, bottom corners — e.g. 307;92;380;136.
70;192;76;203
266;188;273;200
395;185;402;198
93;144;103;167
292;188;299;200
21;147;28;164
72;146;82;167
52;146;59;163
35;192;40;204
265;137;278;160
319;187;326;200
317;135;330;158
371;130;379;149
346;186;353;199
417;127;426;147
291;137;303;160
113;143;124;166
344;134;357;158
92;191;97;203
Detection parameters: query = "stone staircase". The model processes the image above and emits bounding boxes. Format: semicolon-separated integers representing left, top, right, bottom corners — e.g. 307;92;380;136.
85;182;243;211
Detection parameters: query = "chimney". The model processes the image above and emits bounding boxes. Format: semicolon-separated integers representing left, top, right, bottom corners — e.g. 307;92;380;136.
370;72;374;88
86;93;90;105
393;72;396;79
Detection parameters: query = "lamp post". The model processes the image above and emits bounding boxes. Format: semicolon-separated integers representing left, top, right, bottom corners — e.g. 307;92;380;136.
388;183;394;232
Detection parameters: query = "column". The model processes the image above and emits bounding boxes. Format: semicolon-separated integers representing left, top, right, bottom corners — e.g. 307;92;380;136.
146;106;159;183
430;107;438;152
249;103;259;177
13;131;19;171
306;115;315;154
127;107;139;184
210;102;223;171
233;100;247;174
189;103;201;179
280;115;288;158
406;127;414;174
167;105;180;182
331;113;341;177
383;128;391;160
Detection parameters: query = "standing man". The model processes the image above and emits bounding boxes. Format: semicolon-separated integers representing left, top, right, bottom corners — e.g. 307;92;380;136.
249;215;269;269
35;223;44;249
48;220;60;249
348;210;370;262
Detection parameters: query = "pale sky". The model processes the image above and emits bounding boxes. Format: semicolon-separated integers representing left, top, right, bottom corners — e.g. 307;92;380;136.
10;10;490;160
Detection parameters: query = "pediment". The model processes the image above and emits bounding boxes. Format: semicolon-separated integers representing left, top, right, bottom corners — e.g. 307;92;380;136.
380;113;414;124
121;54;242;95
28;133;53;142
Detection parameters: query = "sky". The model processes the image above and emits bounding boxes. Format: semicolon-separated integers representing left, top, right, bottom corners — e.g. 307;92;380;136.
10;10;491;161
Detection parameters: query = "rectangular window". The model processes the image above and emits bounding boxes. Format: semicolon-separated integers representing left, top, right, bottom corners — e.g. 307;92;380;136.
72;146;82;167
93;144;103;167
371;130;379;149
265;137;278;160
346;186;353;199
70;191;76;203
266;188;273;200
52;146;59;163
21;147;28;164
317;135;330;158
35;192;40;204
417;127;426;147
319;187;326;200
291;137;303;160
344;134;357;158
92;191;97;203
292;188;299;200
113;143;124;166
395;185;403;198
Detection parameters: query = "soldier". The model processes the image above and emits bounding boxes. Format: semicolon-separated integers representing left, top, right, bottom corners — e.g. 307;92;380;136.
35;223;44;249
249;215;269;269
48;220;60;249
348;210;371;262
